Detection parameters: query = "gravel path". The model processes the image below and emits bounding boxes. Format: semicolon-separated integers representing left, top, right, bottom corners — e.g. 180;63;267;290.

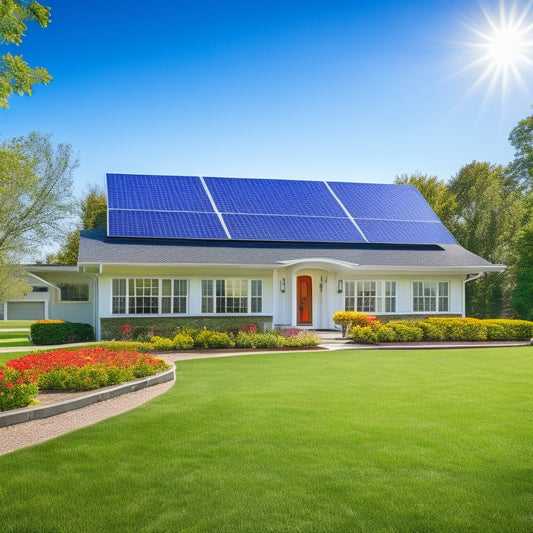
0;380;175;456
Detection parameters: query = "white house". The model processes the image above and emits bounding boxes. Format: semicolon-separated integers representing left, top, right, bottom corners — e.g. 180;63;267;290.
3;174;505;339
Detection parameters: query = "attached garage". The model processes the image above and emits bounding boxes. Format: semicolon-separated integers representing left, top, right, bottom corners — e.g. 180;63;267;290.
7;302;46;321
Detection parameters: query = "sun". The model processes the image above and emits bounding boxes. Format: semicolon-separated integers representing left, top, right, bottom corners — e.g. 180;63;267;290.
457;1;533;101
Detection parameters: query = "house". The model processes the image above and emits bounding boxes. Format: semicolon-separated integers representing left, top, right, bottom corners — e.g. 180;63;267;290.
4;174;505;339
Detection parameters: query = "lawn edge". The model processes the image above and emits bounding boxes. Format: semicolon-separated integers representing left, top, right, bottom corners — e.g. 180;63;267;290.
0;365;175;428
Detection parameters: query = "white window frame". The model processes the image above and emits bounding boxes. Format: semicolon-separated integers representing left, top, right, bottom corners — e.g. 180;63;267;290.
111;278;188;315
412;281;450;313
344;280;396;313
201;279;263;314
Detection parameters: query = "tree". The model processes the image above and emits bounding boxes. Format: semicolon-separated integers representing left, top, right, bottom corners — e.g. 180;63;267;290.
511;221;533;320
0;131;78;261
0;258;30;303
0;0;52;108
448;161;524;318
507;109;533;191
394;172;457;229
51;187;107;265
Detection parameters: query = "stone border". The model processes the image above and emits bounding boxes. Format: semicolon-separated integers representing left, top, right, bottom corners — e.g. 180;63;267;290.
0;366;175;428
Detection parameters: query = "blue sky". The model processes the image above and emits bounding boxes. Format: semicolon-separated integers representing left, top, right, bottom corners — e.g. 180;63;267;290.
2;0;533;195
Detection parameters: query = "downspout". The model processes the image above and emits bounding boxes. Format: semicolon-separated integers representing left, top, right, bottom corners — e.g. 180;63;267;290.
85;273;100;341
462;272;484;318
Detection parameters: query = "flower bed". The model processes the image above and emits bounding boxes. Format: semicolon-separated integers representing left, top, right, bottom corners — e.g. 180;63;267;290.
0;348;169;411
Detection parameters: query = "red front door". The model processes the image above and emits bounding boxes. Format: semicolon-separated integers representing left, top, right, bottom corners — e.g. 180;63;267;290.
297;276;313;325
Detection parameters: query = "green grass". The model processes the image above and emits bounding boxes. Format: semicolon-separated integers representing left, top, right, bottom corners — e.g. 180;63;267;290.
0;330;32;349
0;320;33;329
1;347;532;532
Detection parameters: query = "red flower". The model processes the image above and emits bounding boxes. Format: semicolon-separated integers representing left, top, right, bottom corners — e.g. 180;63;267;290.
121;325;131;333
7;382;13;389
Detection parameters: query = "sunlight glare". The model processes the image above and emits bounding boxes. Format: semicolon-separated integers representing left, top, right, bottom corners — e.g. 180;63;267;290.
458;0;533;103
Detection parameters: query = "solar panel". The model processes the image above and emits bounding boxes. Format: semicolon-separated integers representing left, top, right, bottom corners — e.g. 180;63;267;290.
204;177;346;217
105;174;456;244
327;182;440;221
223;214;366;242
107;174;213;212
108;210;227;239
355;219;456;244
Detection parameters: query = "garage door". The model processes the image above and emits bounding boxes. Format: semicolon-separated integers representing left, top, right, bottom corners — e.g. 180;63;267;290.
7;302;46;320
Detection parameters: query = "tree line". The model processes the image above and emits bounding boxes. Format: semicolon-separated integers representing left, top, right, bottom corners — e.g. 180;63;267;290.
395;111;533;320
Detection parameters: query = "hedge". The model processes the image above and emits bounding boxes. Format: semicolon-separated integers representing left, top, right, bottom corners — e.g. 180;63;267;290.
348;317;533;344
30;320;95;345
100;316;274;341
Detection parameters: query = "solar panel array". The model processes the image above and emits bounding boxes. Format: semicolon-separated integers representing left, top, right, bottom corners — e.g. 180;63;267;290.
106;174;456;244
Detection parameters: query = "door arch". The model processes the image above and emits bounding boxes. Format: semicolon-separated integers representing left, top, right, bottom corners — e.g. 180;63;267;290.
297;275;313;325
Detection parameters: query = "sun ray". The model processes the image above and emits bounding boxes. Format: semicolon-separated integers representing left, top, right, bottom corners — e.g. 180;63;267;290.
453;0;533;104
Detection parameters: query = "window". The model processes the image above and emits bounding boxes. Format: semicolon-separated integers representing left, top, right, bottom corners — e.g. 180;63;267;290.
412;281;449;312
31;286;49;293
112;278;188;314
58;283;89;302
344;281;396;313
112;279;126;314
202;279;263;314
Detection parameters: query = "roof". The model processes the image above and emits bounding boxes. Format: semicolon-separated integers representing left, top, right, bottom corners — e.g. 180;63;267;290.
106;174;457;245
78;229;504;273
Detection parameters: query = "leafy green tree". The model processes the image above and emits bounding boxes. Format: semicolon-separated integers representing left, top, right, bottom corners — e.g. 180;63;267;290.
51;187;107;265
0;131;78;261
0;0;52;108
394;172;457;229
511;221;533;320
0;258;30;302
448;161;524;318
507;109;533;191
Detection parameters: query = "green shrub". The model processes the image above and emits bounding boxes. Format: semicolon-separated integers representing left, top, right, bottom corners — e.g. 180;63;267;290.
98;341;153;353
0;366;39;411
349;326;378;344
37;364;119;391
194;330;234;349
149;336;175;351
483;319;533;340
415;321;446;341
248;333;285;349
425;318;487;341
173;333;194;350
374;324;397;343
30;320;95;345
387;322;423;342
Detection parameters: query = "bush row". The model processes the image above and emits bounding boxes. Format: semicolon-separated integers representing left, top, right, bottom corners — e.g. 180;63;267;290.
349;317;533;344
100;316;273;341
30;320;95;345
147;327;322;351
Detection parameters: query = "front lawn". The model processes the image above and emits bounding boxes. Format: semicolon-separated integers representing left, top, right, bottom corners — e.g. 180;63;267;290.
1;347;532;532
